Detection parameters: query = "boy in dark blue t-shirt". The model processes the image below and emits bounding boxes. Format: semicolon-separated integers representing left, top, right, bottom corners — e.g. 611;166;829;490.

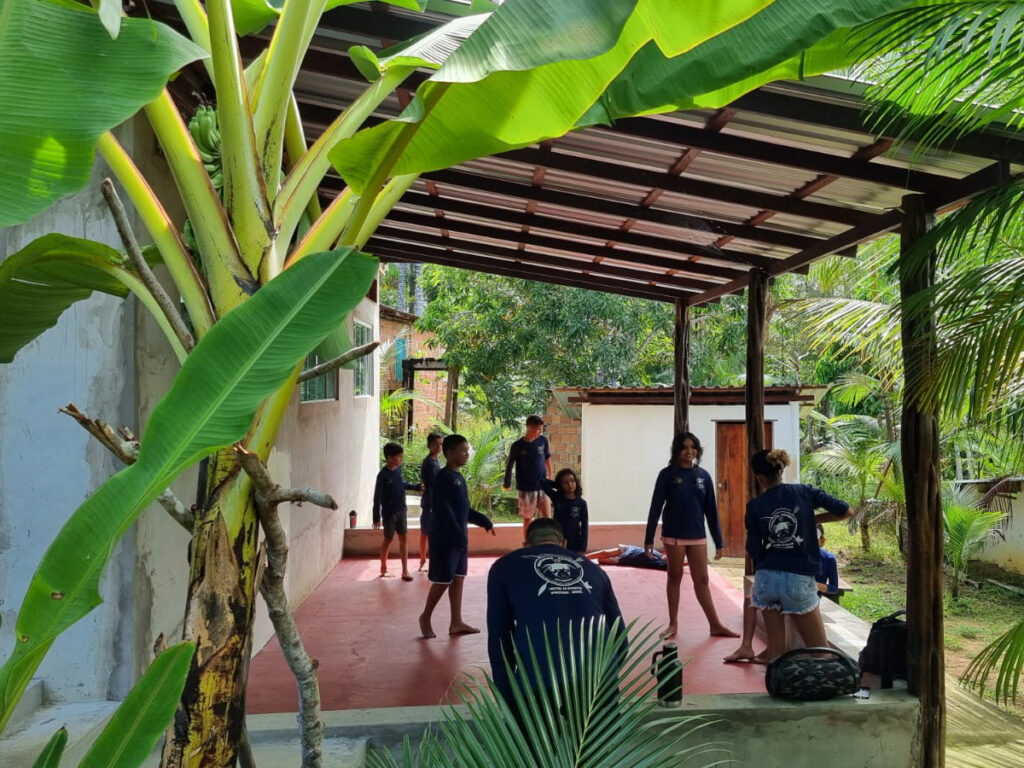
419;434;495;638
417;432;443;572
815;523;840;595
504;414;553;541
373;442;421;581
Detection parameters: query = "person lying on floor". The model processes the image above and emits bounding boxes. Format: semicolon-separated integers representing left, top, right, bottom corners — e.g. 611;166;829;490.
586;544;668;570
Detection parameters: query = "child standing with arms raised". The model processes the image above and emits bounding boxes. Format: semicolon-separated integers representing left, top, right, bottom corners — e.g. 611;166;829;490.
419;434;496;638
542;468;589;554
373;442;421;581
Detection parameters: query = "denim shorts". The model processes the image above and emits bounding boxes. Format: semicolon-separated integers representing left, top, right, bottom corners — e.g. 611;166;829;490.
752;569;819;614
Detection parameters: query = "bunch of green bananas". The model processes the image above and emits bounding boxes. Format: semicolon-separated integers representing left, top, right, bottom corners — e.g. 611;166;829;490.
188;104;223;193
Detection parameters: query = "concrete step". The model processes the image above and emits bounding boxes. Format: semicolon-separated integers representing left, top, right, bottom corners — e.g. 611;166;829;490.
3;678;44;734
0;700;118;767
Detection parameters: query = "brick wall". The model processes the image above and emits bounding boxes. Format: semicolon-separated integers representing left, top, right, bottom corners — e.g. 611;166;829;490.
380;311;448;434
542;397;582;477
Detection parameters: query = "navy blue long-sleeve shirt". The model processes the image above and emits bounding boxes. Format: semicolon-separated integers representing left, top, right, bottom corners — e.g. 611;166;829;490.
645;464;722;548
420;455;441;512
503;435;550;491
372;465;419;525
745;484;850;576
430;466;493;549
541;479;589;552
487;544;623;704
816;549;840;594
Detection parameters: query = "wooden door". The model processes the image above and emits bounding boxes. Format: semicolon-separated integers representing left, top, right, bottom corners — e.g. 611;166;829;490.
714;421;773;557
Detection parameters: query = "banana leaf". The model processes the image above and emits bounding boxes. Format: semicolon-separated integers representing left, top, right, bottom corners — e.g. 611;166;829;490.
0;0;205;227
30;728;67;768
232;0;428;38
0;248;378;732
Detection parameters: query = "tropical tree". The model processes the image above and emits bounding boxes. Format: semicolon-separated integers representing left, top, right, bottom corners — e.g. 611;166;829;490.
942;486;1005;600
0;1;923;766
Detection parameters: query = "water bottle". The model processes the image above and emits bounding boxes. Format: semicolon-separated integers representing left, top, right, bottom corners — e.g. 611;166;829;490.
348;510;357;529
651;642;683;707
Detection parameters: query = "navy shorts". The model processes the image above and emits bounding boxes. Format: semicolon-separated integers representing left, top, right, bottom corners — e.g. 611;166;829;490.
428;544;468;584
382;508;408;538
420;507;432;534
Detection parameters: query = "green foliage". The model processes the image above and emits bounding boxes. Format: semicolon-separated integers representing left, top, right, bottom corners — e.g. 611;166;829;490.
418;267;673;421
962;617;1024;705
0;249;377;731
79;642;196;768
942;488;1005;600
31;728;67;768
367;620;721;768
0;1;204;227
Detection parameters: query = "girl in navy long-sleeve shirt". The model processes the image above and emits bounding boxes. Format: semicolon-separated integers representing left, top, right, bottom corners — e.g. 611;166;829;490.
541;468;589;553
644;431;737;641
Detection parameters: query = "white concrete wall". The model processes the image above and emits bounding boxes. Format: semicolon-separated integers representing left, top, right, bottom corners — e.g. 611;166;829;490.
580;402;801;527
0;132;139;703
251;299;380;652
958;483;1024;575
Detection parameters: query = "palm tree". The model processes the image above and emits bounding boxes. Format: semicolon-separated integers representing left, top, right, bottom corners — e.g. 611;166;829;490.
367;622;719;768
941;486;1005;600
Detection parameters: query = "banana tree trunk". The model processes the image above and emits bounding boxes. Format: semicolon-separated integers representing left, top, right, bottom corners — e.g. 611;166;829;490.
161;449;261;768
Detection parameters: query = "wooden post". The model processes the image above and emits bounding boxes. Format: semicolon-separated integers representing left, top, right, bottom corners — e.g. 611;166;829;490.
673;298;691;435
402;360;415;438
900;193;945;768
445;366;460;432
745;269;768;502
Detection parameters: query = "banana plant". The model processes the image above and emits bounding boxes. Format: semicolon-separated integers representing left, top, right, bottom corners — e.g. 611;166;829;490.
0;1;918;767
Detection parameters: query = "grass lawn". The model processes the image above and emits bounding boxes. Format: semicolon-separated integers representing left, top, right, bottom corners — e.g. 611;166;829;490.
825;520;1024;718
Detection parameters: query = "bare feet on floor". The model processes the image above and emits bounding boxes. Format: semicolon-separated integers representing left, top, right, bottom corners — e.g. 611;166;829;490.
380;571;395;578
418;613;436;639
449;623;480;635
417;564;428;572
401;572;413;582
723;646;756;663
659;625;678;640
710;625;741;638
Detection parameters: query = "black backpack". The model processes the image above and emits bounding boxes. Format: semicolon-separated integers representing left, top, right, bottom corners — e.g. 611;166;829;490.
858;609;908;688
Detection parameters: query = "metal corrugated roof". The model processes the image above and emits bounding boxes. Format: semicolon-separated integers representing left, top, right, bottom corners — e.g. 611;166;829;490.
154;2;1024;305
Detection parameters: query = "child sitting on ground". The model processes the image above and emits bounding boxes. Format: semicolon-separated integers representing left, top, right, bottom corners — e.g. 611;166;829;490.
372;442;421;581
542;468;589;554
587;544;668;570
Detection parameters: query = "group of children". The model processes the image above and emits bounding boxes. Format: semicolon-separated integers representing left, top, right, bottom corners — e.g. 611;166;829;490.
372;415;595;637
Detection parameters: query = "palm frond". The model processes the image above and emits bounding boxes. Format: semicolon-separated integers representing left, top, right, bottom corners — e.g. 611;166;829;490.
368;620;725;768
961;617;1024;704
857;3;1024;152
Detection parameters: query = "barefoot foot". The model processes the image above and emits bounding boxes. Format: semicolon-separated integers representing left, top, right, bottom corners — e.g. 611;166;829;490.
659;625;678;640
380;571;395;579
449;622;480;635
723;646;756;663
418;614;436;639
401;572;413;582
418;564;428;572
710;625;741;638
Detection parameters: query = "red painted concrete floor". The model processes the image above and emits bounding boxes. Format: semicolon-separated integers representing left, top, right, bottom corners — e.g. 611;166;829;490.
246;556;767;713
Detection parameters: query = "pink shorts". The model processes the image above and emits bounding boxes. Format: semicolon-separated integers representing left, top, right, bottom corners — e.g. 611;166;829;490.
662;537;705;547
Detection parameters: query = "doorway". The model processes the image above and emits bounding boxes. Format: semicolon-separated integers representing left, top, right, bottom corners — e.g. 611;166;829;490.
715;421;773;557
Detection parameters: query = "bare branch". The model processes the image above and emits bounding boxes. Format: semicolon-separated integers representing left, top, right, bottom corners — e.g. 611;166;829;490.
297;340;379;382
234;445;327;768
59;402;194;532
100;178;195;353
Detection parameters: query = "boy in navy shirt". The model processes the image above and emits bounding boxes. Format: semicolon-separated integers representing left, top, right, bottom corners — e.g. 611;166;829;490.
503;414;553;541
419;434;495;638
417;432;443;572
815;523;840;596
373;442;421;581
487;518;624;709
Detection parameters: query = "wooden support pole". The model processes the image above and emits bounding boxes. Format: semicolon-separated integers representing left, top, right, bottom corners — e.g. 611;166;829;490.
446;366;460;432
745;270;768;502
674;298;691;435
900;193;945;768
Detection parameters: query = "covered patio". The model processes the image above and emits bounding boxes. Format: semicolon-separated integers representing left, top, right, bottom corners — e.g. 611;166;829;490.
150;2;1024;763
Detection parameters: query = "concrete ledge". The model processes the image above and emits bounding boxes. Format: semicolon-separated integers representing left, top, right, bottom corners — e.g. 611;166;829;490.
0;701;118;766
343;522;651;557
241;691;920;768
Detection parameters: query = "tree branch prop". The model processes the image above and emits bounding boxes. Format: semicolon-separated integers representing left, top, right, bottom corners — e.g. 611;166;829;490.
234;445;336;768
100;178;195;353
58;403;195;531
297;339;379;382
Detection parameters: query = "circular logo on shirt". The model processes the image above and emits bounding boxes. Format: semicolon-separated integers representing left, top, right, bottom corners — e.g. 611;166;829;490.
531;554;588;592
766;507;801;549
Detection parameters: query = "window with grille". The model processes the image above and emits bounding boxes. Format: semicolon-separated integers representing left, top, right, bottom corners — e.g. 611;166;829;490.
299;353;337;402
353;321;373;397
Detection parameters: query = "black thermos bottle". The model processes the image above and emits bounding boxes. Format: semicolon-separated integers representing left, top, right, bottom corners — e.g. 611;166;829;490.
651;642;683;707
